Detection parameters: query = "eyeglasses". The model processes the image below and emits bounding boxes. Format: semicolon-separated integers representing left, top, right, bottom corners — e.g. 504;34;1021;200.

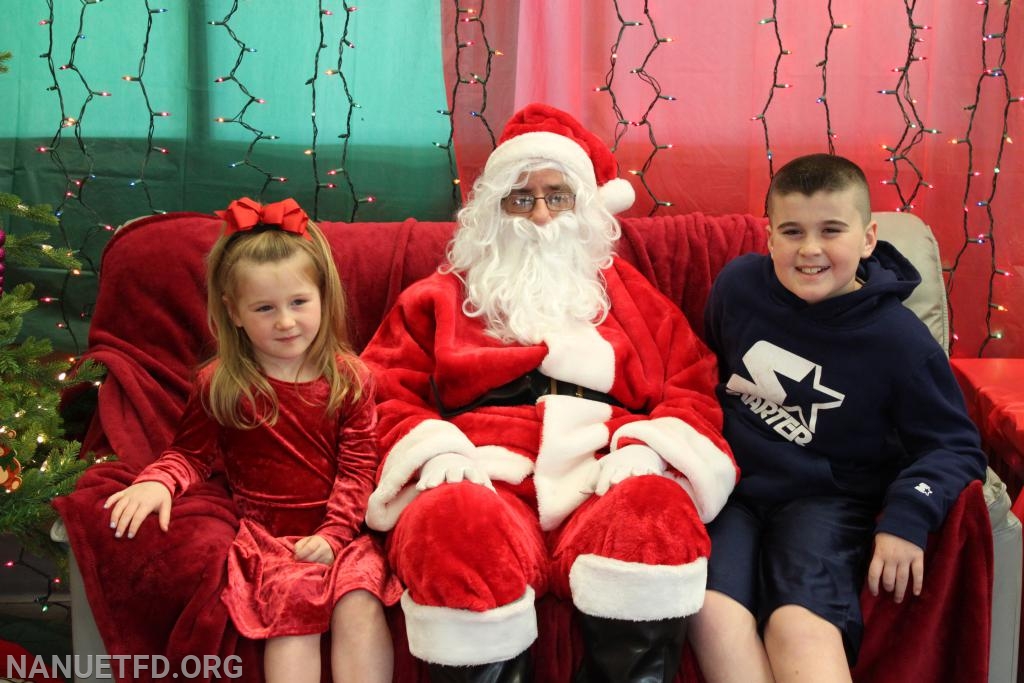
501;191;576;214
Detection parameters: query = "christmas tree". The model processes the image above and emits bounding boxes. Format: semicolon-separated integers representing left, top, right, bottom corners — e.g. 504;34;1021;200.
0;50;104;585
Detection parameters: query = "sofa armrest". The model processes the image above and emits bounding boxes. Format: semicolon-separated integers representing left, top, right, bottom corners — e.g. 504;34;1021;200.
950;358;1024;682
983;468;1023;683
951;358;1024;503
51;518;108;683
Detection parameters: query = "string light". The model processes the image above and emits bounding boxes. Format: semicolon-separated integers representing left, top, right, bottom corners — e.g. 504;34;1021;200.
753;0;787;191
116;1;175;218
24;3;1019;358
877;4;935;221
814;1;849;153
596;2;675;215
942;0;1015;356
2;549;67;615
36;0;138;348
208;0;286;200
440;1;500;210
305;0;373;220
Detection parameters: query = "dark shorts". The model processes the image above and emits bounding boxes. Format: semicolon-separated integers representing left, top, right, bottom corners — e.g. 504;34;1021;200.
706;494;877;664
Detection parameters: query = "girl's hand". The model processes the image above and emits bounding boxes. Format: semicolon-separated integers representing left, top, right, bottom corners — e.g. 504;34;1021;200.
103;481;173;539
294;535;335;565
867;531;925;603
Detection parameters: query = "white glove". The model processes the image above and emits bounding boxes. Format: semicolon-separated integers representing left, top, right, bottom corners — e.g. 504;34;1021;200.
590;444;667;496
416;452;495;492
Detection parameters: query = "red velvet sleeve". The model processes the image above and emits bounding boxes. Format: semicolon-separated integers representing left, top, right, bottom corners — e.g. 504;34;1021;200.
313;372;381;554
132;378;219;496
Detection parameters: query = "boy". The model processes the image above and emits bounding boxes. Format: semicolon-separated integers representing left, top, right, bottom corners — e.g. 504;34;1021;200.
690;153;987;682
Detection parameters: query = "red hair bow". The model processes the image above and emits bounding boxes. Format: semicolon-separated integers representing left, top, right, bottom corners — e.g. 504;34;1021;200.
216;197;311;241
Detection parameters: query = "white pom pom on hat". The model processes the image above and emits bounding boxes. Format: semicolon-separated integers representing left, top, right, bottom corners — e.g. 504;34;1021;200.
484;103;636;215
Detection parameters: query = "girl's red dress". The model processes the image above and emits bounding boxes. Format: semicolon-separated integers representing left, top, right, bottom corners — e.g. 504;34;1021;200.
134;362;401;638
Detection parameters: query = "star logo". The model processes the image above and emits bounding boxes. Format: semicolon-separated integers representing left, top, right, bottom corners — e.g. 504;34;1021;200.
776;365;844;432
726;340;844;433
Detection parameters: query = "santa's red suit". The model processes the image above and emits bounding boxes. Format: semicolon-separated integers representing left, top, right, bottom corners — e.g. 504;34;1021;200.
362;256;738;667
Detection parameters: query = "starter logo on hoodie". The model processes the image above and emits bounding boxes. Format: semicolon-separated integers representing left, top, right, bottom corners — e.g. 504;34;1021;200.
724;340;845;446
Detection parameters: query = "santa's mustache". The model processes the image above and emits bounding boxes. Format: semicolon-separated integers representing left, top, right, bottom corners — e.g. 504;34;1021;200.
507;212;583;243
457;211;611;344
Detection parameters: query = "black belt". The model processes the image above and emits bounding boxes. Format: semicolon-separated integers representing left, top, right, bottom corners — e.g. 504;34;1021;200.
431;369;623;419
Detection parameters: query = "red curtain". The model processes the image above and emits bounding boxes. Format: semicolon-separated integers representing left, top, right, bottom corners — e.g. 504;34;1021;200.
444;0;1023;358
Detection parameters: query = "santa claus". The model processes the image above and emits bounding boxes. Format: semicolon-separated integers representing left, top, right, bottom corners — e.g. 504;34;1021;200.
362;103;737;682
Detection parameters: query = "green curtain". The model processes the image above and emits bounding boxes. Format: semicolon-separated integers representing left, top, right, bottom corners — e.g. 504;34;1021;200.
1;0;453;352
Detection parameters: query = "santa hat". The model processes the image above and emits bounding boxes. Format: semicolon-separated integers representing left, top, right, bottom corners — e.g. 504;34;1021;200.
484;103;635;215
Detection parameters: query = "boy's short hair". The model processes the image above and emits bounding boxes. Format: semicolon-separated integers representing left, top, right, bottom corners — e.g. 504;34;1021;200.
768;153;872;224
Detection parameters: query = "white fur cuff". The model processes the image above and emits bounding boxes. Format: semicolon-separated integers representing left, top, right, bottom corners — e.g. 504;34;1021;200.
367;420;476;531
401;587;538;666
612;417;735;522
569;553;707;620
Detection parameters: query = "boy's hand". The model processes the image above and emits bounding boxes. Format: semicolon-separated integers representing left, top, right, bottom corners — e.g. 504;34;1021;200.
103;481;173;539
867;532;925;603
294;534;335;565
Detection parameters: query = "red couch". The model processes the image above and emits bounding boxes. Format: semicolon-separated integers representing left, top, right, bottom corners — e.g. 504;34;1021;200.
952;357;1024;683
953;358;1024;506
53;211;994;682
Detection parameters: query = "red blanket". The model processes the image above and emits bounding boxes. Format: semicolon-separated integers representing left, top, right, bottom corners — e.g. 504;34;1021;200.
54;211;991;682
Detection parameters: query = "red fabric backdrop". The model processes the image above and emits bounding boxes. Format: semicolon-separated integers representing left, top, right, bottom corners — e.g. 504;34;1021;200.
442;0;1023;358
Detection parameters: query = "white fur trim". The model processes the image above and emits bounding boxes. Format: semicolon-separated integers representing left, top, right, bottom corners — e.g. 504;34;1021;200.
474;445;534;484
485;131;597;188
612;417;735;523
401;587;537;666
484;130;634;213
539;323;615;392
366;484;421;532
598;177;636;215
367;420;475;531
534;395;611;530
569;553;707;620
367;420;535;531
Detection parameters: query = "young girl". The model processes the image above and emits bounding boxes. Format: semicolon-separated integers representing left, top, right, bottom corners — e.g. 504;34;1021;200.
104;197;399;683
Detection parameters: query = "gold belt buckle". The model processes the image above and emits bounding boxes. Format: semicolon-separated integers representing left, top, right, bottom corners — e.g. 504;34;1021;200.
549;375;585;398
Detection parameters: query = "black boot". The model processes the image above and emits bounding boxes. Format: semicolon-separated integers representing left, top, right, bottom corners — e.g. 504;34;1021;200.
574;613;688;683
428;649;531;683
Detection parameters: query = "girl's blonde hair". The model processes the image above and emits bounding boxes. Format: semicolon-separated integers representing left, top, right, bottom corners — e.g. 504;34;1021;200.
204;220;362;428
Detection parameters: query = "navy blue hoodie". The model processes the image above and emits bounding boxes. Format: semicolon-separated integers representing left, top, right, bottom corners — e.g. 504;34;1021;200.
704;241;986;548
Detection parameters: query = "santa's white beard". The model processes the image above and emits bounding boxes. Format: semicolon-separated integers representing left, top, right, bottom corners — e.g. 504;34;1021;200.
458;212;611;345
